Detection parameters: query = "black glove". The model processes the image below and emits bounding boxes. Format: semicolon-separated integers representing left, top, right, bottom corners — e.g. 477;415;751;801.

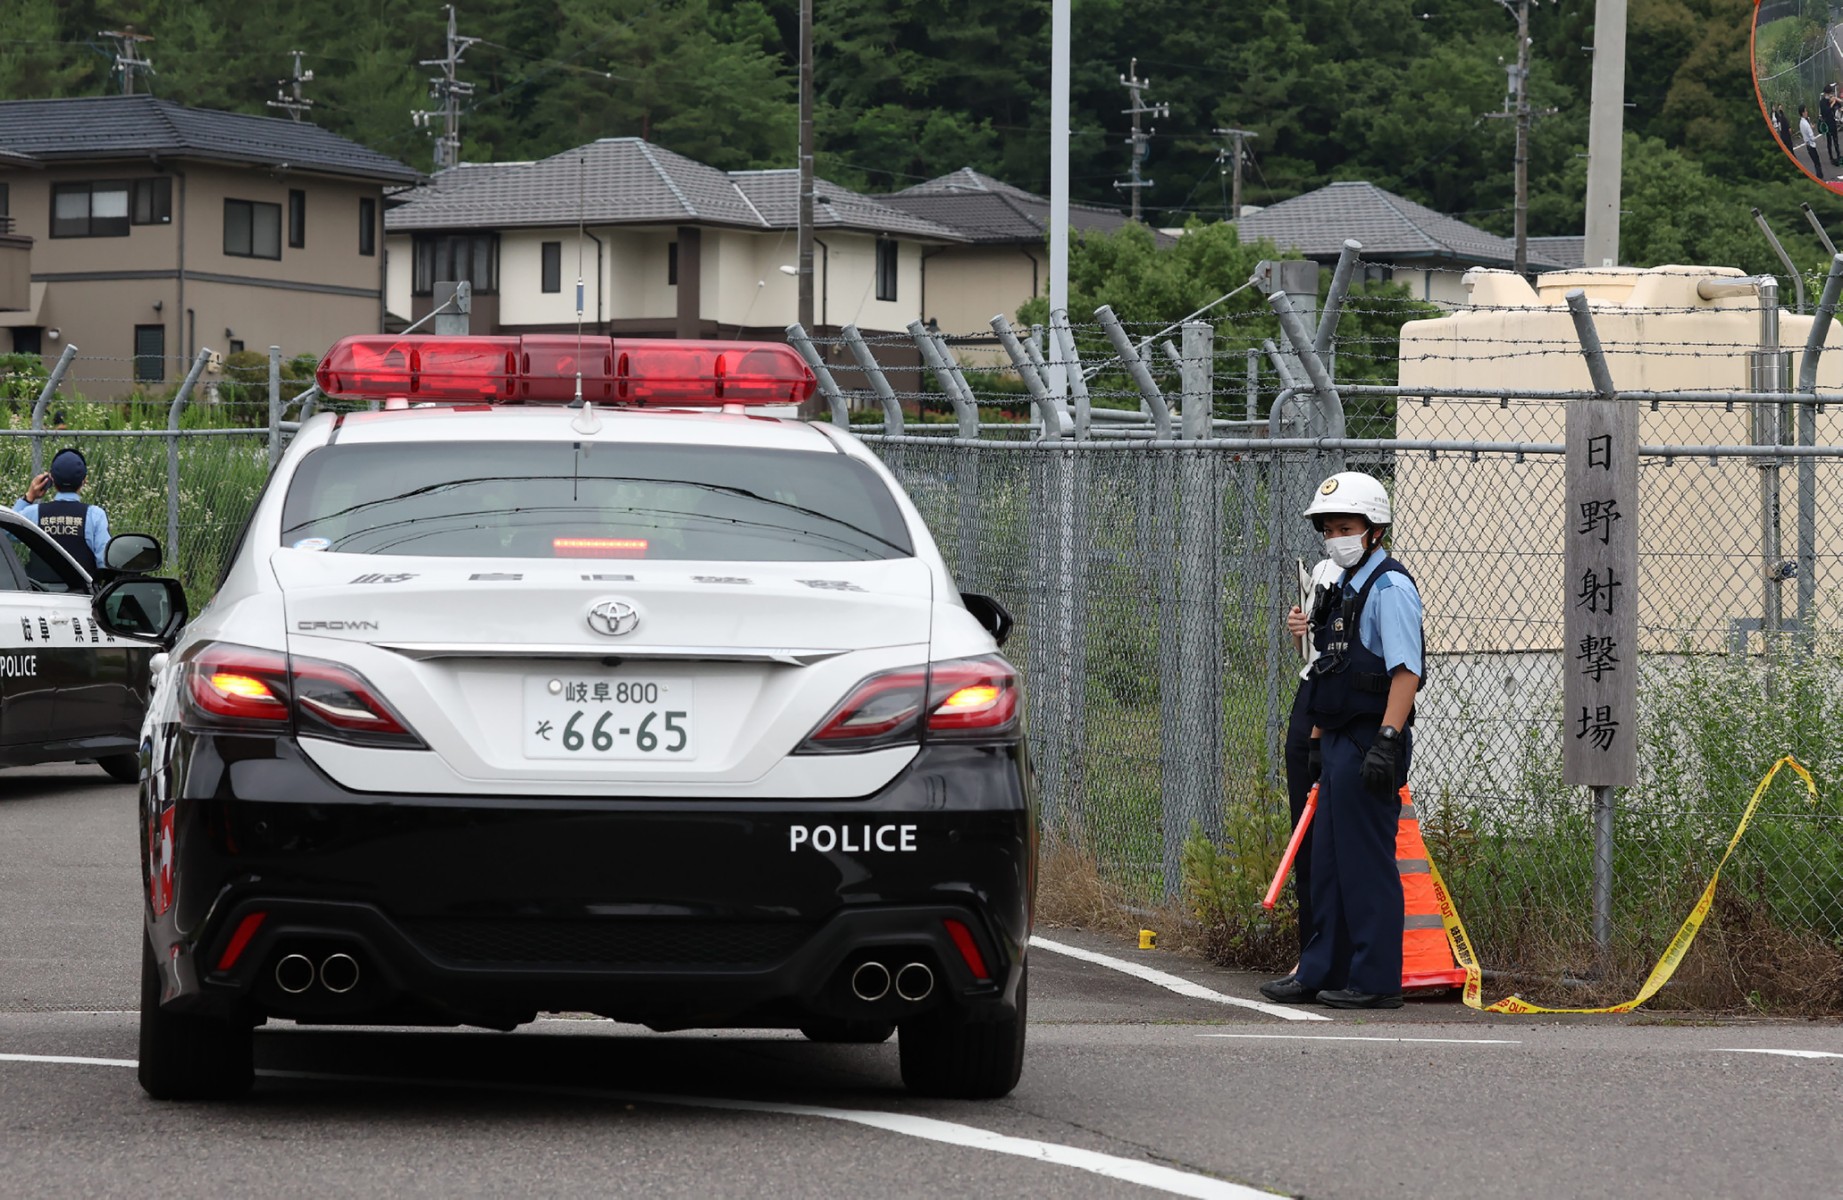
1305;739;1322;783
1360;727;1404;798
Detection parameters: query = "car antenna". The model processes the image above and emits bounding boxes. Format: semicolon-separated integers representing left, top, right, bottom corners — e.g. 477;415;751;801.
569;152;602;434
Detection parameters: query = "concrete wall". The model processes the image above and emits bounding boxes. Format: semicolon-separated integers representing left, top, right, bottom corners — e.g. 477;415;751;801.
0;161;386;393
1396;264;1843;655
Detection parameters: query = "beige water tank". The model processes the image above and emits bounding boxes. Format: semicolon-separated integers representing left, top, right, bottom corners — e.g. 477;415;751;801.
1395;264;1843;654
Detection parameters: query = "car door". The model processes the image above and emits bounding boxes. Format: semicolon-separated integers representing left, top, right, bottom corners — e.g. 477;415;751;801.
0;529;63;747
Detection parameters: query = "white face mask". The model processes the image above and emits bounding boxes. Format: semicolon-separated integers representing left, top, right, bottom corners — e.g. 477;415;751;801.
1325;532;1370;569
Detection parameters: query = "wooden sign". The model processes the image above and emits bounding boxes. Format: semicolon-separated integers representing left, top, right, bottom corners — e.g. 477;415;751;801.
1563;397;1638;787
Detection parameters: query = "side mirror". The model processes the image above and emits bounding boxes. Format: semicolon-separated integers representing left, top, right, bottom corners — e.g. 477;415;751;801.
103;533;163;574
92;577;188;648
961;591;1013;647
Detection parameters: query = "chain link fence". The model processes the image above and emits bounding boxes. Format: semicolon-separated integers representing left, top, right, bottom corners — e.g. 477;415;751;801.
805;251;1843;1008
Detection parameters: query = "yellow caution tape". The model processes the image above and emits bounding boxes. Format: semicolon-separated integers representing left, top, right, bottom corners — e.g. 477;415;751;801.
1425;755;1818;1015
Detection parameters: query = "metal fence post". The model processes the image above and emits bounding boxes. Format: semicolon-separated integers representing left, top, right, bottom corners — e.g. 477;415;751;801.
267;345;282;471
1170;322;1223;882
840;324;905;435
31;343;78;479
1049;309;1091;438
1095;305;1173;437
1794;255;1843;650
1563;289;1619;958
167;347;212;562
786;323;850;427
908;323;982;588
990;315;1063;438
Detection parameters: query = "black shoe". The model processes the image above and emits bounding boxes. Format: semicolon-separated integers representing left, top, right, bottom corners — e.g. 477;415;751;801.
1258;976;1317;1003
1316;988;1404;1009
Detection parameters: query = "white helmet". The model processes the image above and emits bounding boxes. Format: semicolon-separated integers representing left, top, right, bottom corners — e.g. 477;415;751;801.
1302;471;1391;527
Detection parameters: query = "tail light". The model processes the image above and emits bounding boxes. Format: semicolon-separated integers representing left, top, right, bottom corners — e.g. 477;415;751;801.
796;655;1019;754
181;642;424;749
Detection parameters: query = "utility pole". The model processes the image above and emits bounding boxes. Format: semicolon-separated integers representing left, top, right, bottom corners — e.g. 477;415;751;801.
98;27;155;96
1486;0;1550;274
1114;59;1168;223
266;50;315;123
1213;126;1257;220
797;0;815;336
413;5;480;172
1582;0;1628;267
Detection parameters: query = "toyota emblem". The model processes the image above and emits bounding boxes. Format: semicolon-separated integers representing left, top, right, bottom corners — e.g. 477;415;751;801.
586;599;640;637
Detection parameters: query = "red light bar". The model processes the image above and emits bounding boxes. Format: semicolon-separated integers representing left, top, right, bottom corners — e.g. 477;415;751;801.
216;911;268;971
317;335;815;407
553;537;648;559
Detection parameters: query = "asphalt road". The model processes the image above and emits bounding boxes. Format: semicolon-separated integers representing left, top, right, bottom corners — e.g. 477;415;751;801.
4;764;1842;1198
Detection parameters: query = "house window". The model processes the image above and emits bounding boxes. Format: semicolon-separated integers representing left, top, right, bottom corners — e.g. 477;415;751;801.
11;328;41;357
224;199;282;259
0;182;11;233
668;242;678;286
228;339;245;355
288;189;306;248
133;325;165;384
875;240;898;302
411;232;498;295
131;178;171;225
541;241;562;294
358;197;377;256
51;182;130;238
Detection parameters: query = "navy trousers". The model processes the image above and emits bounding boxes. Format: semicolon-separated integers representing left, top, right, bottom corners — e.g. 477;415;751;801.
1294;720;1409;995
1281;685;1317;956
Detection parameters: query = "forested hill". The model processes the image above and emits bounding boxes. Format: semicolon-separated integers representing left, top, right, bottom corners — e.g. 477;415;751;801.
5;0;1839;274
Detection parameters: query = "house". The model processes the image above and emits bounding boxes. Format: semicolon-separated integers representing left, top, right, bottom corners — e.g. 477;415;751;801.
1232;181;1567;306
878;168;1149;337
382;138;966;345
0;95;420;394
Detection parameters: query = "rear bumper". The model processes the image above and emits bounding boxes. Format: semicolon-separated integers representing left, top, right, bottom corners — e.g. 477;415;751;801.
146;733;1036;1029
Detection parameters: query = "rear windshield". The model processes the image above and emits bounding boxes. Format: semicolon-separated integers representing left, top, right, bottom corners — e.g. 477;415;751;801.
279;440;913;562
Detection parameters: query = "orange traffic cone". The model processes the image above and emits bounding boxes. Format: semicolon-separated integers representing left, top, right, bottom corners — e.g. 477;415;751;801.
1397;785;1465;992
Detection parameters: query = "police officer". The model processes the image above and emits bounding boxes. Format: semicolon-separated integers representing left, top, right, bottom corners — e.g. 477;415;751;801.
1261;471;1423;1010
1283;555;1342;961
16;448;111;572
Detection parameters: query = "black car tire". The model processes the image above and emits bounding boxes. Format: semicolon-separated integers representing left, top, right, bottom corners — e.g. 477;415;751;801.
138;936;253;1101
897;963;1026;1099
799;1018;895;1044
100;754;140;784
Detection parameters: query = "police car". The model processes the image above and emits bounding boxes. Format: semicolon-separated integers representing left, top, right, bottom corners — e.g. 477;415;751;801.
97;335;1035;1103
0;506;167;780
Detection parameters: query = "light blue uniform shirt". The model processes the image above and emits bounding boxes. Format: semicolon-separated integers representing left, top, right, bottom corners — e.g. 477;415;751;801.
13;491;112;565
1340;550;1424;678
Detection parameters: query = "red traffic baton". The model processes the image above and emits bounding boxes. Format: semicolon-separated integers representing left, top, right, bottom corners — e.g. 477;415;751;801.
1262;783;1318;910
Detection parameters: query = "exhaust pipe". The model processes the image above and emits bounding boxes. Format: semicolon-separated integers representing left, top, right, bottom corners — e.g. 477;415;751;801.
274;953;315;995
320;952;360;994
850;961;891;1002
895;962;934;1002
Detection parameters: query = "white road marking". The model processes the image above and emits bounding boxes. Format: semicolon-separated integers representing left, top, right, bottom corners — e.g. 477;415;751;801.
0;1052;136;1067
1;1051;1281;1198
1201;1033;1517;1046
1029;935;1331;1022
1714;1048;1843;1060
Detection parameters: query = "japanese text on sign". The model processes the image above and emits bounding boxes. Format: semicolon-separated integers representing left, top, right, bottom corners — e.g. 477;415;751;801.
1563;406;1638;786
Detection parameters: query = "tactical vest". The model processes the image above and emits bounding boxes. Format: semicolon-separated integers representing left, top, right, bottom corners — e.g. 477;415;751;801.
36;499;95;572
1305;553;1424;731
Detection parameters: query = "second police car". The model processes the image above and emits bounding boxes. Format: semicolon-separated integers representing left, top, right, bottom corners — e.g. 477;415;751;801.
99;335;1036;1102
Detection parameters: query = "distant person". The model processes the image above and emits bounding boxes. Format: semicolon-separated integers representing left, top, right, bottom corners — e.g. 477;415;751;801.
50;410;68;431
1802;105;1825;179
1820;86;1835;162
1775;103;1792;150
15;448;110;572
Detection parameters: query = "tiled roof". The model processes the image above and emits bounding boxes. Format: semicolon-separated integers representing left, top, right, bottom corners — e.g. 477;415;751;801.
1528;235;1586;268
0;95;419;183
387;139;964;241
727;170;963;241
1233;181;1566;271
882;167;1146;245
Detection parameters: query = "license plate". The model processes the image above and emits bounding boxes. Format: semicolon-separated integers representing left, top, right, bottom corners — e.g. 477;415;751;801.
523;675;695;760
